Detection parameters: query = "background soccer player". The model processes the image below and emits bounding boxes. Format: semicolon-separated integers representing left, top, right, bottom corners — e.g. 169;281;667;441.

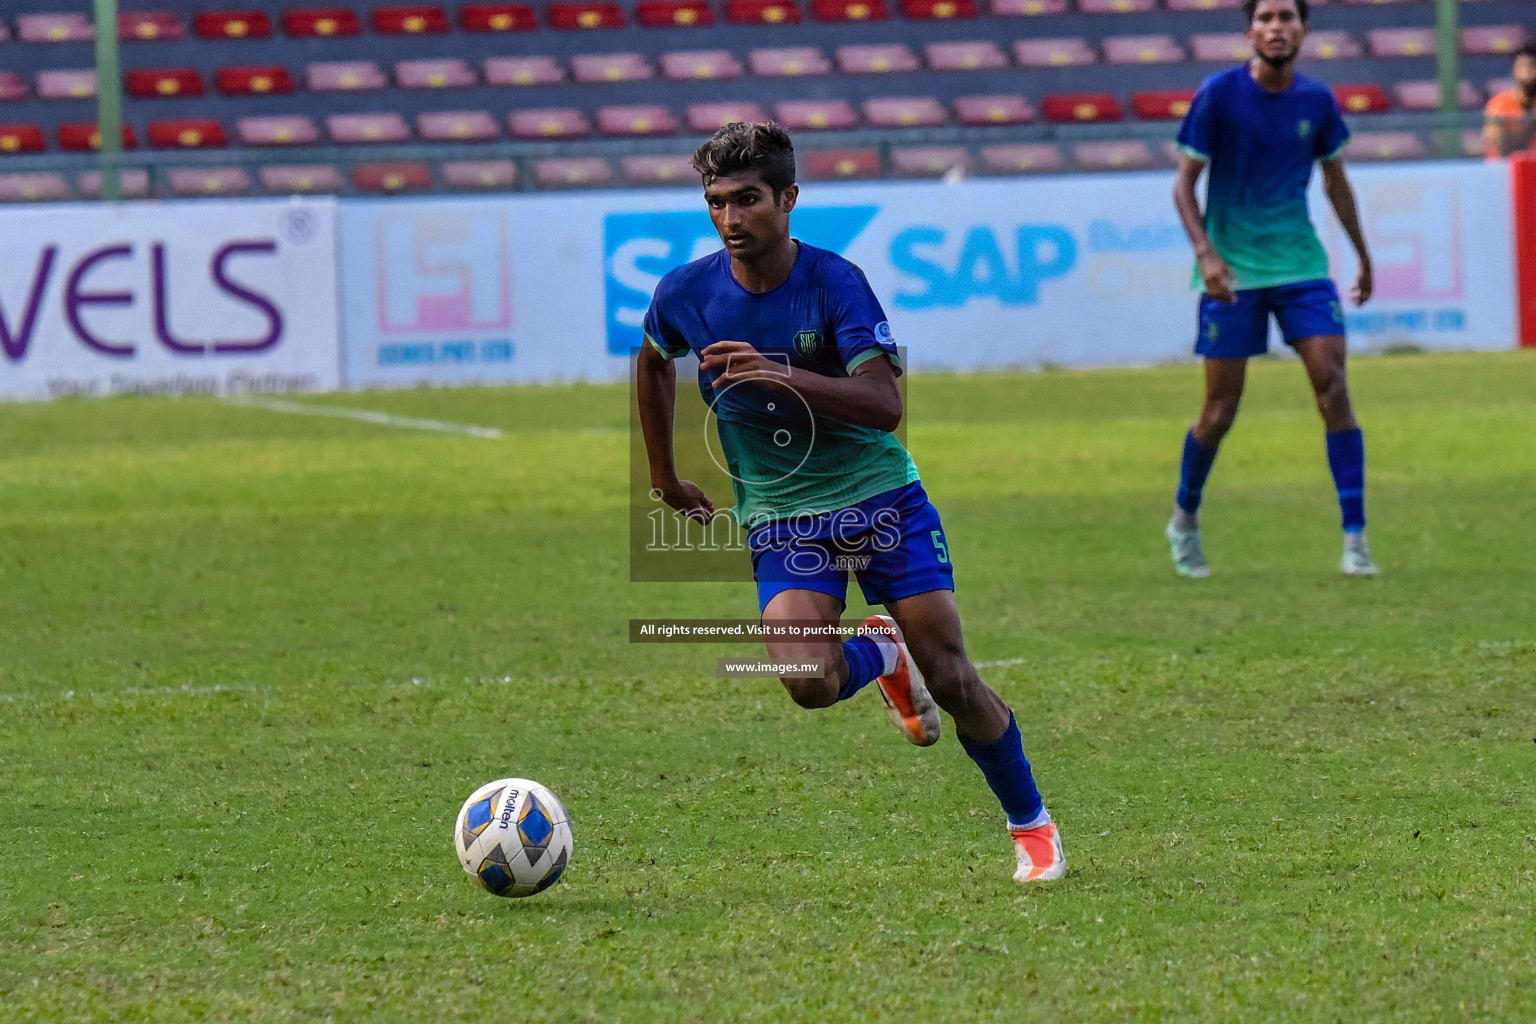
634;122;1066;883
1166;0;1379;578
1483;43;1536;159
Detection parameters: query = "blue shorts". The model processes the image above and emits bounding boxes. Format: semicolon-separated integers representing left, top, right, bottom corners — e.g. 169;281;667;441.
1196;279;1345;359
747;481;955;613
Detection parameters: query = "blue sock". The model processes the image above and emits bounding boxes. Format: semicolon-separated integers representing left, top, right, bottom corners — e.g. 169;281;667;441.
958;713;1047;830
1176;429;1221;515
1326;427;1366;532
838;635;884;702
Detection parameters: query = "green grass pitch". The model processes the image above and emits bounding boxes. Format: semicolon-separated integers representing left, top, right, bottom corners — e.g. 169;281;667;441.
2;351;1533;1021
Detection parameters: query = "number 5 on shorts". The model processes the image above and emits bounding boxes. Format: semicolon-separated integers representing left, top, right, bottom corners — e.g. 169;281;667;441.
930;530;949;564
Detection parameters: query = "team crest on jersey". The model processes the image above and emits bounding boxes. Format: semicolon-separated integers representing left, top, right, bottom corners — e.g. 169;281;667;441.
1297;120;1313;139
793;330;822;356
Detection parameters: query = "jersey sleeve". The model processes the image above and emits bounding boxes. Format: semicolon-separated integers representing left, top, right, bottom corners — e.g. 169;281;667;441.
1316;93;1350;161
1176;80;1218;162
833;264;902;377
641;277;690;361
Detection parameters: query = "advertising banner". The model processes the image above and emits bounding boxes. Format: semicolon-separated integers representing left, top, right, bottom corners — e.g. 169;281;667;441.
0;198;339;400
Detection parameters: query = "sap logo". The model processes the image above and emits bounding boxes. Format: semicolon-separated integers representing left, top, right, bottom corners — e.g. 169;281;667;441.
889;225;1076;310
376;213;510;335
1;241;284;362
603;206;878;356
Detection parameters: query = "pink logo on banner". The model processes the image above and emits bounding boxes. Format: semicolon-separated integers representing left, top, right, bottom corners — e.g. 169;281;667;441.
375;213;511;334
1327;177;1463;302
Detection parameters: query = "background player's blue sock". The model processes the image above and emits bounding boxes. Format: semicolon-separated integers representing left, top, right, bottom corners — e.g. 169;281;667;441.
1326;427;1367;532
837;635;886;702
1176;429;1221;515
958;713;1047;830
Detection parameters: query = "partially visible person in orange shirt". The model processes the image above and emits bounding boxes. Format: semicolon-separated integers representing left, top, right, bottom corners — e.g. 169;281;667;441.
1484;43;1536;159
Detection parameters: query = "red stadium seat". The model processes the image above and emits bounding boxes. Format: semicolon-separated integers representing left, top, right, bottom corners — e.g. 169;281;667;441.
813;0;888;19
1463;26;1527;56
623;154;698;184
687;101;767;132
990;0;1067;14
217;66;297;96
509;108;590;138
484;56;566;86
328;112;412;143
373;6;451;34
926;41;1008;71
901;0;977;19
195;11;274;39
534;157;614;188
125;68;204;99
1133;90;1196;120
1335;84;1391;114
1190;33;1250;62
1075;140;1156;171
0;124;49;154
1041;93;1122;123
17;14;94;43
836;44;919;74
637;1;715;26
954;94;1035;125
864;96;946;128
460;4;538;31
169;168;252;197
547;3;626;29
803;149;881;179
354;163;434;193
443;160;518;189
596;104;678;136
1394;80;1481;111
0;173;70;202
1345;132;1427;161
1078;0;1154;12
749;47;830;76
1166;0;1239;9
119;12;184;41
79;169;152;198
1302;32;1361;59
147;120;227;149
1368;28;1434;58
891;146;970;177
396;59;477;88
662;50;743;80
307;61;388;91
418;109;501;140
260;165;345;193
979;143;1066;173
1104;35;1185;65
727;0;803;22
58;122;137;151
775;98;858;130
573;53;654;83
236;114;321;145
37;69;98;100
0;74;28;102
283;9;363;37
1015;38;1096;68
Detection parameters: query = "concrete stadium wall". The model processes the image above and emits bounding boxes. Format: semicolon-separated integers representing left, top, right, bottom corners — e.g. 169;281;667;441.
0;159;1518;400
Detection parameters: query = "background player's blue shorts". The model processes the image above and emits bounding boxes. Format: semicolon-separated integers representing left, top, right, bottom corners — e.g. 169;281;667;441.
747;482;955;613
1195;278;1345;359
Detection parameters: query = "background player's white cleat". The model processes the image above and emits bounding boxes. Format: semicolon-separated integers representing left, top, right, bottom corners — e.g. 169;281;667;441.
861;615;941;747
1341;532;1380;576
1011;821;1067;882
1166;516;1210;578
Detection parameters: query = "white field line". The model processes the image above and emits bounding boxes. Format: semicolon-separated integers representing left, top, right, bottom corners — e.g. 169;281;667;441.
226;395;505;439
974;657;1028;670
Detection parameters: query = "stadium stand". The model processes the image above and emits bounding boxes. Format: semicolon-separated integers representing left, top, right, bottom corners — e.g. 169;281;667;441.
0;0;1523;197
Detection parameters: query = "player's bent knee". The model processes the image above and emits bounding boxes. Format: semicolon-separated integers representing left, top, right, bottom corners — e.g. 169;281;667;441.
923;658;983;715
781;676;838;709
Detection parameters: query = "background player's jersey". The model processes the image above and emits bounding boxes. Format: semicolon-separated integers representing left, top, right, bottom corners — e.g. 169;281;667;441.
1178;65;1351;291
644;242;918;526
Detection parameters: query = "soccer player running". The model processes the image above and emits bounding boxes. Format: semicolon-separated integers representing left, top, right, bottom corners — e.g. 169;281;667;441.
635;122;1065;883
1167;0;1380;578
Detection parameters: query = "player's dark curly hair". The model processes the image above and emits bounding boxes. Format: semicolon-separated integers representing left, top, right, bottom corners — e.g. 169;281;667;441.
692;121;797;199
1243;0;1309;23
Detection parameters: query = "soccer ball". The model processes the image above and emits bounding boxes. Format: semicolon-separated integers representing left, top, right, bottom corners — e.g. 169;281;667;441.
454;778;573;898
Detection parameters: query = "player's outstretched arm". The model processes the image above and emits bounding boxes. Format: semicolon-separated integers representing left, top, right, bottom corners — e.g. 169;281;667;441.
1321;158;1374;307
700;340;903;433
635;342;715;522
1172;154;1236;304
